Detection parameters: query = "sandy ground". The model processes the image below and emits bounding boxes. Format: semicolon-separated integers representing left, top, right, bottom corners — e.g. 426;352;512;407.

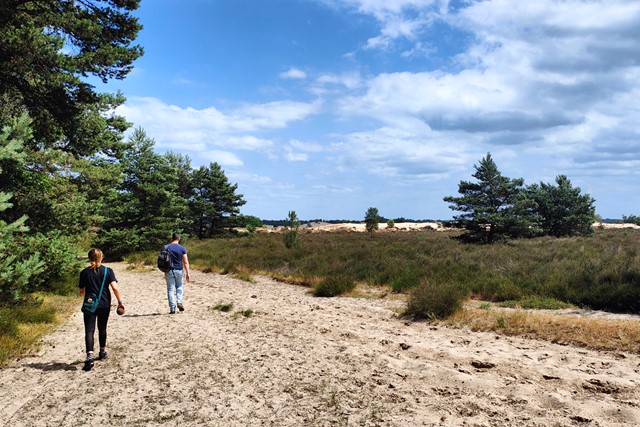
254;222;640;234
1;263;639;427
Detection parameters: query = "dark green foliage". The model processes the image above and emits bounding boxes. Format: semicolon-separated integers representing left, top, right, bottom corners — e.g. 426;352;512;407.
191;162;246;237
97;129;247;257
283;211;301;249
97;129;190;257
622;214;640;226
405;279;465;321
444;153;536;243
313;275;356;297
528;175;595;237
0;117;45;302
445;153;595;242
233;215;264;229
364;207;381;233
0;0;142;154
20;232;82;294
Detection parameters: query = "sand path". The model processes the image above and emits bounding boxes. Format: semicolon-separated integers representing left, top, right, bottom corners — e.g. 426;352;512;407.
1;263;639;426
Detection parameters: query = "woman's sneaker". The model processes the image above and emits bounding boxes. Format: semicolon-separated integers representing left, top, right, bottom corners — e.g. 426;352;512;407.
97;351;107;360
83;357;94;371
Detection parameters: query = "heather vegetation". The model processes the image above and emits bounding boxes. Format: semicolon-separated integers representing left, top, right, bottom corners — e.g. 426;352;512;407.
129;228;640;315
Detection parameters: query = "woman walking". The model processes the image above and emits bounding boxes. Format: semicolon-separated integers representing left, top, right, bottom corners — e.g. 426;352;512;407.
79;248;125;371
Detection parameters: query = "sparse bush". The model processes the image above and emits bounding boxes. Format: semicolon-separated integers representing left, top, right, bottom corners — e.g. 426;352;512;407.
313;275;356;297
235;309;253;318
283;210;301;249
405;279;466;321
387;220;395;229
211;303;234;312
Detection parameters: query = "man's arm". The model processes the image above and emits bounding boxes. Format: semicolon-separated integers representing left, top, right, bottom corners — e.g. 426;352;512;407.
182;253;191;282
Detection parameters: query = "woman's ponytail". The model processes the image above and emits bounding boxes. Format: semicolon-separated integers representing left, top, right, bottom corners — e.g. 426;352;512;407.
88;248;104;271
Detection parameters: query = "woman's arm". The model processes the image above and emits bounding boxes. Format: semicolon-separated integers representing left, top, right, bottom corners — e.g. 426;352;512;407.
111;281;124;307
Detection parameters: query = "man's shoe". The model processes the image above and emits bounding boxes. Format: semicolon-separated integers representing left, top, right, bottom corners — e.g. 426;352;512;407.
177;303;184;312
97;351;107;360
170;310;176;314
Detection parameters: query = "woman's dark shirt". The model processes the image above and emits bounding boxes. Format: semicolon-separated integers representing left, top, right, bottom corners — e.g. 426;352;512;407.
79;266;117;309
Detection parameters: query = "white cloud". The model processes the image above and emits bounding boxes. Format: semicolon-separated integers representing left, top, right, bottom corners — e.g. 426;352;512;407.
279;67;307;79
286;152;309;162
201;150;244;167
224;136;273;150
316;72;362;89
116;97;320;153
235;100;322;129
289;139;324;152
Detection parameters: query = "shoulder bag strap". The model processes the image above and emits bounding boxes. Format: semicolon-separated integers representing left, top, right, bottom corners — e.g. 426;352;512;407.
96;266;108;302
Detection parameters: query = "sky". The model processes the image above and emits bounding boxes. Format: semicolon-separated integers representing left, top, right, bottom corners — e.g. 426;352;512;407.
105;0;640;221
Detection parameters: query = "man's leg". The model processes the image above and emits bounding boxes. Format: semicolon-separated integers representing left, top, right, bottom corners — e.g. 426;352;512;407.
175;269;184;311
165;271;176;313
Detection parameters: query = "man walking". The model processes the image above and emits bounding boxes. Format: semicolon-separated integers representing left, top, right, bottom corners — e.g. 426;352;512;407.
164;233;191;314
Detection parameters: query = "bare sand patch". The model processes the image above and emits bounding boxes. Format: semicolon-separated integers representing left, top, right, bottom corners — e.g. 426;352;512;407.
1;263;639;426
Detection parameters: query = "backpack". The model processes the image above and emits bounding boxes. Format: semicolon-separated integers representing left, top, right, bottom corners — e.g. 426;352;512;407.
157;244;172;272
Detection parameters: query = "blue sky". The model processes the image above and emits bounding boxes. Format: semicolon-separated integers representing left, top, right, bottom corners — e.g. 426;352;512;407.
106;0;640;220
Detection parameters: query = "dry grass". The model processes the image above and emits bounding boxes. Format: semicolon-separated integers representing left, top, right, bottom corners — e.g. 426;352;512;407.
0;294;78;366
445;305;640;354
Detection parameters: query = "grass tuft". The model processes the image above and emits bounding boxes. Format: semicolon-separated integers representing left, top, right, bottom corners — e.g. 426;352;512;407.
405;279;466;321
210;303;234;312
313;275;356;297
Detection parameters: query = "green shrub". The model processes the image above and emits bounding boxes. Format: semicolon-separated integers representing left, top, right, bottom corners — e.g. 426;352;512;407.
211;303;234;312
390;269;424;292
313;275;356;297
405;279;466;321
20;232;82;295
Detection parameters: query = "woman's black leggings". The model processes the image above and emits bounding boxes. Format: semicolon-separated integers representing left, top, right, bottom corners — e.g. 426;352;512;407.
83;307;110;352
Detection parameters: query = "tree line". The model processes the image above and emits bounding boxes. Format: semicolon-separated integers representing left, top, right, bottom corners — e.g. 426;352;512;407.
0;1;246;303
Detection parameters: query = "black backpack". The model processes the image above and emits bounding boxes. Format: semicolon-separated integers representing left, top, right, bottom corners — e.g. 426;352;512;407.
157;244;172;272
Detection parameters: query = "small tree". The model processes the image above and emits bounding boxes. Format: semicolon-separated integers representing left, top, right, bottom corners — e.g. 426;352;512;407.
190;161;246;237
527;175;595;237
443;153;536;243
283;210;300;249
365;207;381;233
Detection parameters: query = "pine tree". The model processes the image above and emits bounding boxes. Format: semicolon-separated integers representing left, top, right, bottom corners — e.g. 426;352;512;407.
527;175;595;237
364;207;381;233
190;162;246;237
0;116;44;302
443;153;536;243
0;0;143;155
